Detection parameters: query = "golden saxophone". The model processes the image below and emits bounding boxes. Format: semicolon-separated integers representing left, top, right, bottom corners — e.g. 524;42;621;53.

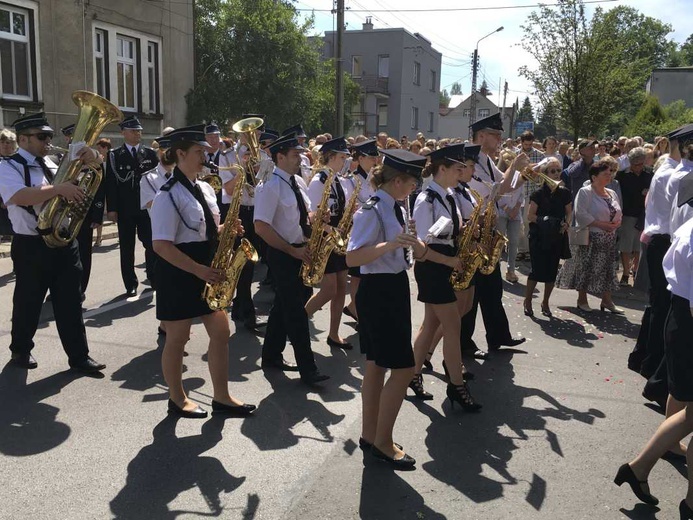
478;191;508;275
301;168;345;287
202;161;258;311
334;174;361;255
450;189;488;290
37;90;123;247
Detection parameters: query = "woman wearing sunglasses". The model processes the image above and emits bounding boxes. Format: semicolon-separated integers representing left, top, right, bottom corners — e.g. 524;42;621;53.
523;158;573;316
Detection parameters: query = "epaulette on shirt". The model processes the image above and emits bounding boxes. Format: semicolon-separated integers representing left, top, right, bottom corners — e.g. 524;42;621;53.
425;189;436;203
160;176;178;192
318;170;328;184
362;196;380;210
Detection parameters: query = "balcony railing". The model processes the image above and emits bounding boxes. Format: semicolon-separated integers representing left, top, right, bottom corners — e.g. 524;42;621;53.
354;74;389;95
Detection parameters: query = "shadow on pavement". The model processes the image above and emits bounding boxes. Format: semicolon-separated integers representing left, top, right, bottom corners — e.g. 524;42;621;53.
557;306;641;340
418;352;604;510
527;312;599;348
0;269;15;288
83;292;155;328
110;415;249;519
0;364;80;456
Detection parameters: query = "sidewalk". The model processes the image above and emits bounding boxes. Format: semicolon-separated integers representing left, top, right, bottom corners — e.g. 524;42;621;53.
0;221;118;258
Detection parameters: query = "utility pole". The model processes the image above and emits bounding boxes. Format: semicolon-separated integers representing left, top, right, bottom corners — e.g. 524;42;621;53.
335;0;345;136
468;48;478;140
500;81;508;132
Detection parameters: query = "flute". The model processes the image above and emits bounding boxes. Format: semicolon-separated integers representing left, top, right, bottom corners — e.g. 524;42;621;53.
403;196;415;267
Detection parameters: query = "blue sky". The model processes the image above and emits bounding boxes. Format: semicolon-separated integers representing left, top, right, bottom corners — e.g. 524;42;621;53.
295;0;693;110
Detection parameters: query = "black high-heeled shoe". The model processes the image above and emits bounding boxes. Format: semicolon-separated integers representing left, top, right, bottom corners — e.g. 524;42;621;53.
359;437;403;451
446;382;482;412
408;373;433;400
680;499;693;519
423;351;434;371
442;360;475;382
370;445;416;469
541;302;552;317
523;300;534;317
614;463;659;505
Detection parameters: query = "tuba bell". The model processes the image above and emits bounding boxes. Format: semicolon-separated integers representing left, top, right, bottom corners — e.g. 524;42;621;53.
37;91;123;247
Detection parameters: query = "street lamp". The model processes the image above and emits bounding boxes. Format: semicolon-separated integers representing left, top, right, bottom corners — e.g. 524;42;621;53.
468;26;504;138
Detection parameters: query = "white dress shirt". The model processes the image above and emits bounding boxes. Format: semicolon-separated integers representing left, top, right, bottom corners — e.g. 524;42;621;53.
643;156;678;237
668;159;693;235
150;178;219;244
412;180;460;245
347;188;410;274
452;183;479;220
140;163;172;212
307;168;344;219
218;150;256;207
342;167;375;206
254;167;312;245
663;217;693;303
0;147;58;236
469;151;504;201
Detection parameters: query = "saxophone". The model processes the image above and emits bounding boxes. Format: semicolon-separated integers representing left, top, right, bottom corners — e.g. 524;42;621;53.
334;174;362;255
478;192;508;275
202;163;258;311
301;168;345;287
450;189;488;290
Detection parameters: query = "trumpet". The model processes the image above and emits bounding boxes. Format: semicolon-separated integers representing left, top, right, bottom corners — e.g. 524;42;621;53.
519;166;560;192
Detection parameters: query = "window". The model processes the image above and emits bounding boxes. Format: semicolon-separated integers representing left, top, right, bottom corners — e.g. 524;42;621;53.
478;108;490;118
428;111;434;132
411;107;418;129
147;42;159;114
93;25;162;114
413;61;421;85
378;55;389;78
94;29;107;98
378;104;388;127
0;5;32;99
430;70;436;92
352;55;362;78
463;109;470;117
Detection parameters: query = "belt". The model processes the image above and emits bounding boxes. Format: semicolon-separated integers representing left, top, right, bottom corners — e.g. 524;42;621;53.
291;242;307;247
651;233;671;240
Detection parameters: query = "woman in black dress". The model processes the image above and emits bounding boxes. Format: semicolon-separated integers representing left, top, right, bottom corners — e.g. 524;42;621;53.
524;158;572;317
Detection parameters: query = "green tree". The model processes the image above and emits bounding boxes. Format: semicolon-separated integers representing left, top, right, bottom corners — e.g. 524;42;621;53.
516;96;535;122
187;0;357;135
667;34;693;67
439;88;451;107
450;82;462;95
478;80;492;96
534;99;558;140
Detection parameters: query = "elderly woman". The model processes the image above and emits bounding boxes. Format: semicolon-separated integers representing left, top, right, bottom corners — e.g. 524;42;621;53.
556;161;623;313
523;158;572;316
615;147;653;285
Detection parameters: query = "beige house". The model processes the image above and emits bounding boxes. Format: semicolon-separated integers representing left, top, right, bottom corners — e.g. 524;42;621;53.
0;0;194;143
438;94;516;140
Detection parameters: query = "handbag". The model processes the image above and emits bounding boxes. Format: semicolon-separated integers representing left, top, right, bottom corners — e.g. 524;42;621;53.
568;225;589;246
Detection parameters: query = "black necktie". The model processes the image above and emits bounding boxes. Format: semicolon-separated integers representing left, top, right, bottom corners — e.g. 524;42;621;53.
290;175;312;238
487;157;496;182
208;153;215;163
193;184;218;243
456;185;473;203
446;194;460;240
131;146;138;160
393;202;410;264
35;156;54;184
334;177;346;216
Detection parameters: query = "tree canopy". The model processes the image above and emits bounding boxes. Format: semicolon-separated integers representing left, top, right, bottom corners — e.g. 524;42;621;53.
188;0;358;136
516;97;534;123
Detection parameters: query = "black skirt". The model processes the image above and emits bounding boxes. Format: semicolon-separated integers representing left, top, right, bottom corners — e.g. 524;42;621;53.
348;265;361;277
155;241;215;321
355;271;415;369
665;295;693;402
414;243;456;304
325;250;348;274
528;231;563;283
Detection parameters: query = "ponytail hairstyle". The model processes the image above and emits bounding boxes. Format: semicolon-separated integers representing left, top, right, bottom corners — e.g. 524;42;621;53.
421;157;456;178
164;140;197;164
370;164;415;190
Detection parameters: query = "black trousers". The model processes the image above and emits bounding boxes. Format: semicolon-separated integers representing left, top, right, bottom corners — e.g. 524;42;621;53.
232;205;257;319
77;218;95;295
9;236;90;363
116;209;154;291
460;263;513;352
262;246;316;376
641;235;672;378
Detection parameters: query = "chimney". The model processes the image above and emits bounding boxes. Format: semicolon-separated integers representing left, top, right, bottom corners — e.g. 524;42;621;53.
363;17;373;31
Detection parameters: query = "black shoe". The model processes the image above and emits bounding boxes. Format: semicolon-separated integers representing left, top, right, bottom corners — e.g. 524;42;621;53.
157;326;167;336
408;374;433;400
662;450;687;463
423;354;433;372
441;360;475;382
462;348;488;360
489;337;526;351
10;352;37;369
125;287;138;297
359;437;403;451
261;357;300;372
244;315;267;331
614;463;659;505
446;382;482;412
371;445;416;469
343;306;358;322
327;336;354;350
69;356;106;373
211;400;256;416
680;499;693;520
167;399;208;419
300;370;330;385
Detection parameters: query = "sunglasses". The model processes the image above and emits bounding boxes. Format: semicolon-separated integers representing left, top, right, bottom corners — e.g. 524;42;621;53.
547;168;561;173
27;132;53;141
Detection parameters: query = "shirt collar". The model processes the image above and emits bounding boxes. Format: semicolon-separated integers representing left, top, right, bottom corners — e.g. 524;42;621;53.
17;146;41;165
375;188;395;206
428;180;449;198
156;163;169;176
274;167;294;183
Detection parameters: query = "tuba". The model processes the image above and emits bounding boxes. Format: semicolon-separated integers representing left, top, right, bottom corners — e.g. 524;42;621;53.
202;160;258;311
450;189;488;290
301;168;345;287
37;91;123;247
334;174;361;255
232;116;263;194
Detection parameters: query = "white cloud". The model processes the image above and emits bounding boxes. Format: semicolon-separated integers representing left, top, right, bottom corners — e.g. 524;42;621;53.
297;0;693;111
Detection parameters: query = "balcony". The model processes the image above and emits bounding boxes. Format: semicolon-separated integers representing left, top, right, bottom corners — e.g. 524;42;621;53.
354;74;389;97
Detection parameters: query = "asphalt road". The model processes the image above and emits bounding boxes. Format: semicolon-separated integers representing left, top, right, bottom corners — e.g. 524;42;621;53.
0;238;685;520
